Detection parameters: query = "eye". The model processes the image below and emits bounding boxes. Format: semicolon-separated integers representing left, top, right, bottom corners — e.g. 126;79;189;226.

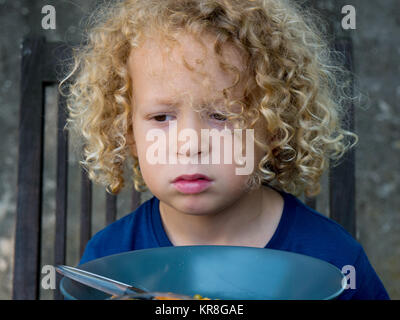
209;112;227;121
152;114;174;122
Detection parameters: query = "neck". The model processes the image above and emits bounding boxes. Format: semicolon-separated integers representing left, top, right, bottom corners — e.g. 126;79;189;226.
158;186;281;247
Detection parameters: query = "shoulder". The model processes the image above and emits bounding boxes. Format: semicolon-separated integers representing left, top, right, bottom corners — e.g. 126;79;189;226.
282;192;389;299
79;196;157;265
284;192;361;264
94;196;155;240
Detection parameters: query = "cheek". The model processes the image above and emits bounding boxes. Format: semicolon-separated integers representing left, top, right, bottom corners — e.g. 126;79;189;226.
218;170;252;195
135;138;156;176
132;127;166;184
136;150;165;191
214;162;251;185
132;119;149;157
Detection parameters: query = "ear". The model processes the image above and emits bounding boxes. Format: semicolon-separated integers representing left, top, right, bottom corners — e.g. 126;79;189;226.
126;124;138;158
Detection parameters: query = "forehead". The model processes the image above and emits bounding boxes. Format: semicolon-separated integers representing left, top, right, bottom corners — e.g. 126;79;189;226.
127;32;247;106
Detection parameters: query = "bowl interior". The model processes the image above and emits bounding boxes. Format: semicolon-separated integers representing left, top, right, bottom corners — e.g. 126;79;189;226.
60;246;345;300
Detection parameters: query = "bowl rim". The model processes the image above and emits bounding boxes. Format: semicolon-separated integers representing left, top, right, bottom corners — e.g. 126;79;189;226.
60;245;347;300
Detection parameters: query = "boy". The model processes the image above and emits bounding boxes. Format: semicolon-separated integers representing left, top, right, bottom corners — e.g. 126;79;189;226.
63;0;389;299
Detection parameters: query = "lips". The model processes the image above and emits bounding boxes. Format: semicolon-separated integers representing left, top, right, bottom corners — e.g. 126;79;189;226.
172;174;212;183
172;174;213;194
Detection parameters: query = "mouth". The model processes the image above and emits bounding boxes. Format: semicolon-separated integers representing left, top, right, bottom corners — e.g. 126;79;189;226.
172;174;213;194
172;174;212;183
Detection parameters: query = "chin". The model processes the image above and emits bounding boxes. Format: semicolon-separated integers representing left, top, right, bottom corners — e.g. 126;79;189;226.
173;194;220;215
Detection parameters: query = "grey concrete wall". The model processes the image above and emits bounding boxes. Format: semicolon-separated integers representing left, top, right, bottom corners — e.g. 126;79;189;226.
0;0;398;299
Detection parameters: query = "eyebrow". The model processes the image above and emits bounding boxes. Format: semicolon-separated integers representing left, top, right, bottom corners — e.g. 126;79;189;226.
148;97;225;108
154;99;180;107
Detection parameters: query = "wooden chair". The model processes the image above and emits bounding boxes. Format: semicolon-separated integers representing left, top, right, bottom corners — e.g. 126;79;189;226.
12;36;356;300
12;37;141;300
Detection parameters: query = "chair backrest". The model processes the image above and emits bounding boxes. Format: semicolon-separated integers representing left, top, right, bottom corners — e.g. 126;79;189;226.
12;37;141;300
12;36;356;300
304;37;356;237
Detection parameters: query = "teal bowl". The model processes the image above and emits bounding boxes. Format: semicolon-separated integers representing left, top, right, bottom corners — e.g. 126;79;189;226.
60;246;346;300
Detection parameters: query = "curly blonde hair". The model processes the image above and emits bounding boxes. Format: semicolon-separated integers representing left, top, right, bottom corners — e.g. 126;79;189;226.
61;0;359;197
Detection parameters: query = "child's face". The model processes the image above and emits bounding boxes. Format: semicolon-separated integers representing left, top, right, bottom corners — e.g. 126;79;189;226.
128;32;265;215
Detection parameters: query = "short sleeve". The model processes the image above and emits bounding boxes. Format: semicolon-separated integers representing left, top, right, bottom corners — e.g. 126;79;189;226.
338;245;390;300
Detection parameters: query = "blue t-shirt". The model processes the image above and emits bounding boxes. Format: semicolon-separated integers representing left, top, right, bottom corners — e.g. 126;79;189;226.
79;189;389;300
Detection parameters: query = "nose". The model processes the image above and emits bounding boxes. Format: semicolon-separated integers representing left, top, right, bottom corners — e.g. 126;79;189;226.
176;109;210;159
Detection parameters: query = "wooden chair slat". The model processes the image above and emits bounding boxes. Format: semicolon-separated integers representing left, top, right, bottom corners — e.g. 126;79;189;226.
54;91;69;300
80;169;92;257
43;42;72;83
13;37;45;300
106;192;117;225
131;189;141;212
329;37;356;237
